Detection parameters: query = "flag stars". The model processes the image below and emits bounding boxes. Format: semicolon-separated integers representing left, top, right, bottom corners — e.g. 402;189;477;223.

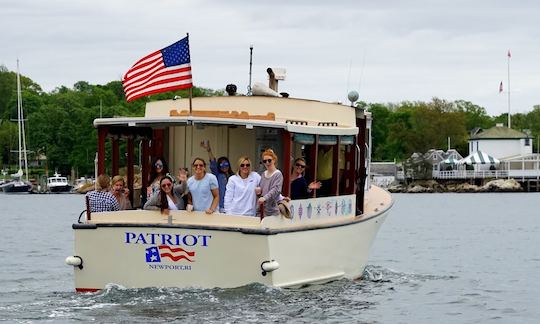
162;38;191;67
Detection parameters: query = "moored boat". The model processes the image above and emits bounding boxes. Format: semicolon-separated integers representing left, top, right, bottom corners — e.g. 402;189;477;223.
46;172;73;193
66;70;393;291
1;60;32;194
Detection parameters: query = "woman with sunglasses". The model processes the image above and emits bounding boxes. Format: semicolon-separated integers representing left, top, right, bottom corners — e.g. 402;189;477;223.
186;158;219;214
201;140;233;213
258;149;283;216
290;157;321;200
147;157;170;199
143;175;187;214
224;156;261;216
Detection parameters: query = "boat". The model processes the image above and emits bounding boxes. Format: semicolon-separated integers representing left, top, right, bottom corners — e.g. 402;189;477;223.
73;177;95;193
65;69;393;292
46;172;73;193
1;60;32;194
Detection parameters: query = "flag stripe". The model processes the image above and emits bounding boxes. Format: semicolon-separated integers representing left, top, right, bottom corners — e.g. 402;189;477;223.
158;245;195;256
126;79;193;102
124;64;191;94
160;253;194;262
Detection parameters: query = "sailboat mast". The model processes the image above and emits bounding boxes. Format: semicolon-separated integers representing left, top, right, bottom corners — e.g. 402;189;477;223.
16;59;29;181
16;59;23;174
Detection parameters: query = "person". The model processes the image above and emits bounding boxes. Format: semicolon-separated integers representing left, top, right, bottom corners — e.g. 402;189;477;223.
176;167;189;184
176;167;190;207
224;156;261;216
290;157;321;200
147;156;169;199
143;175;187;213
110;175;132;210
201;140;233;213
258;149;283;216
86;174;120;212
186;158;219;214
316;145;333;196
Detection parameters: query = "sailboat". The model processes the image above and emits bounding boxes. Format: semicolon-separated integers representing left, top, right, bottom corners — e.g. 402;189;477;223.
0;60;32;193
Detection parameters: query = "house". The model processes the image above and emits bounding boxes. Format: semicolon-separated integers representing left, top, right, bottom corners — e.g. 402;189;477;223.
469;123;533;159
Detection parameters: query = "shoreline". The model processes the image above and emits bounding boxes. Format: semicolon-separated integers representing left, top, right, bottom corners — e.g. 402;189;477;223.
387;179;523;193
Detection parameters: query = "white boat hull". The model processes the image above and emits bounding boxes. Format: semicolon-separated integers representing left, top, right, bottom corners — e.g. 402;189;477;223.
70;188;391;291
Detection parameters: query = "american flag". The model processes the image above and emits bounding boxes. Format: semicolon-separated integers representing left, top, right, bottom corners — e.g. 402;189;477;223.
145;245;195;262
123;36;193;102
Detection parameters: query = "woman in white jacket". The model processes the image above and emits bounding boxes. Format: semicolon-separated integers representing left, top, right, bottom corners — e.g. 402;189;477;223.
224;156;261;216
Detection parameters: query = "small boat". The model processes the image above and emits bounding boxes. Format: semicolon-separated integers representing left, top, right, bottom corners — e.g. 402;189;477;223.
66;69;393;291
2;60;31;194
47;172;73;193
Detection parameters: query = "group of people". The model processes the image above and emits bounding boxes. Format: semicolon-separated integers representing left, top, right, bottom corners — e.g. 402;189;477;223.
87;140;323;218
86;174;132;212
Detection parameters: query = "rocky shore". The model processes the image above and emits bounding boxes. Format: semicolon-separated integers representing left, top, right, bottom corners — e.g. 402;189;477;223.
387;179;522;193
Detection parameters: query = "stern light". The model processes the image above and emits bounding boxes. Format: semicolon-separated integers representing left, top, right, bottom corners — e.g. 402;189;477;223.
65;256;83;269
260;260;280;276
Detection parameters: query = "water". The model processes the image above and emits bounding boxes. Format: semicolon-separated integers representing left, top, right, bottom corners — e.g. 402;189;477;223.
1;193;539;323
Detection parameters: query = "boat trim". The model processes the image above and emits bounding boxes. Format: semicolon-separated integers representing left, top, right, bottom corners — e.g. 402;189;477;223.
94;116;358;136
275;272;345;288
72;202;391;235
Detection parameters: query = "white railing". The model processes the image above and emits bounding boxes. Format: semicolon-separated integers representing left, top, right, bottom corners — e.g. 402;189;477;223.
433;170;509;179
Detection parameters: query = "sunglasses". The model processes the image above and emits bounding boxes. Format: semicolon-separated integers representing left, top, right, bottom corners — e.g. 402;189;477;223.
154;163;163;168
161;183;172;188
262;159;272;164
193;163;205;168
219;162;230;168
240;163;251;168
295;163;306;168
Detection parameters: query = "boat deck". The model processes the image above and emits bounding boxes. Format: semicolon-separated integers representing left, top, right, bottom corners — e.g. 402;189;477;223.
85;186;392;231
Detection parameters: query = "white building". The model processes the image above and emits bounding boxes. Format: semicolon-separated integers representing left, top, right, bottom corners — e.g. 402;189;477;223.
469;124;533;159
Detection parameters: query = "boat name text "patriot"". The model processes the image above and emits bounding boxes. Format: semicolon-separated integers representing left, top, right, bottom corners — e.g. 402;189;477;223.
125;232;212;247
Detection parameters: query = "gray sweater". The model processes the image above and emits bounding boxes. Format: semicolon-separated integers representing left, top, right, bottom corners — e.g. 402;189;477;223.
260;170;283;216
143;182;187;210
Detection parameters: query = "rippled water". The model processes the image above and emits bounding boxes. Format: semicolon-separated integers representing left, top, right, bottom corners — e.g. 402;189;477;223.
1;193;539;323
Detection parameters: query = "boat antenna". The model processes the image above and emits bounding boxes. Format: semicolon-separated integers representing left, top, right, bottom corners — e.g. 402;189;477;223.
248;44;253;96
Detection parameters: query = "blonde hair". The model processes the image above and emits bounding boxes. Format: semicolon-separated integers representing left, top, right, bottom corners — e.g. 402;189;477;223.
236;156;251;175
111;175;125;186
261;148;278;163
96;174;110;191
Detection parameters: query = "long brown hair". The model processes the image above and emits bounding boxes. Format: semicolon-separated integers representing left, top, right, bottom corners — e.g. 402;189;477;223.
159;175;175;213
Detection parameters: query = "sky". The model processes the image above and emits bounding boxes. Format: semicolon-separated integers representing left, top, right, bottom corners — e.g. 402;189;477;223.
1;0;539;116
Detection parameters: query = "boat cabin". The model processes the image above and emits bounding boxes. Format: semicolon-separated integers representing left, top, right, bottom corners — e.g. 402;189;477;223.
94;95;370;215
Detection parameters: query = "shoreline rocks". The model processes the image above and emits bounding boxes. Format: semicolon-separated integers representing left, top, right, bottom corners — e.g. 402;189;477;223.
387;179;522;193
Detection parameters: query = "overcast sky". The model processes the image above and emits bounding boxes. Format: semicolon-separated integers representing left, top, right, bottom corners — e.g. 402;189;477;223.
1;0;539;116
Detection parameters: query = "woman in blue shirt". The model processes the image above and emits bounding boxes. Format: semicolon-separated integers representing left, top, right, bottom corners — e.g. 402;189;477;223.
201;140;233;212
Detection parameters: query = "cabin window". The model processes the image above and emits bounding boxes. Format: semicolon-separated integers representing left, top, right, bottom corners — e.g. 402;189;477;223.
525;138;530;146
292;134;355;199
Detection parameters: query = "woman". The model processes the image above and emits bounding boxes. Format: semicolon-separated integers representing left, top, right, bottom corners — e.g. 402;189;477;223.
86;174;120;212
147;157;169;199
224;156;261;216
186;157;219;214
258;149;283;216
110;175;133;210
201;140;233;212
290;158;321;200
143;175;187;214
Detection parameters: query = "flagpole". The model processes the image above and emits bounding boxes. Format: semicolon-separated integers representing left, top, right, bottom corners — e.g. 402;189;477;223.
507;50;511;129
187;33;193;115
